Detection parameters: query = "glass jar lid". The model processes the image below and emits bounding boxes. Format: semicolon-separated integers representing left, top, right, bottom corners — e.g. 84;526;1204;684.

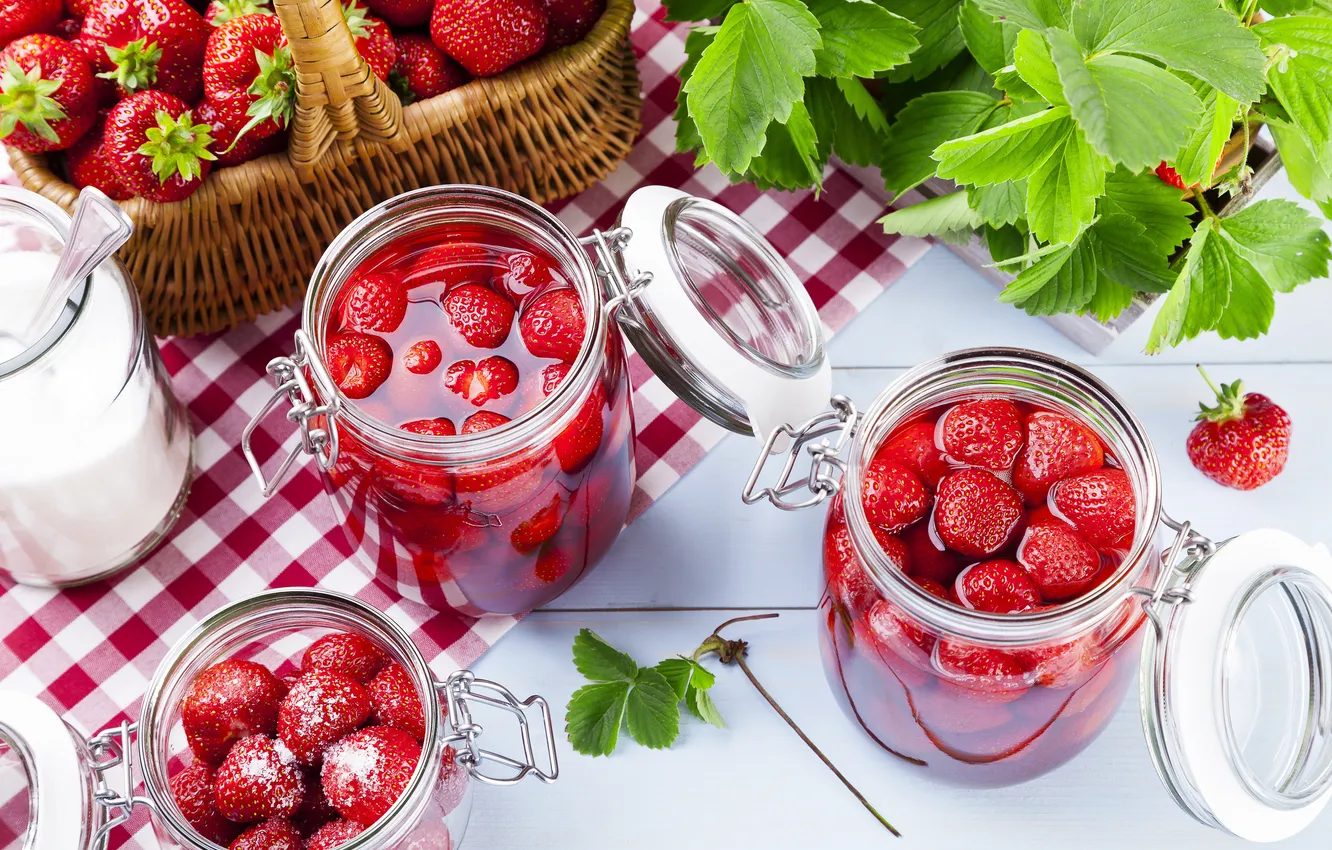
1141;528;1332;841
613;186;832;440
0;693;93;849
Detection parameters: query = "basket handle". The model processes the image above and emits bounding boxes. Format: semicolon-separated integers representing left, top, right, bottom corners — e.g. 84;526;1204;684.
273;0;406;165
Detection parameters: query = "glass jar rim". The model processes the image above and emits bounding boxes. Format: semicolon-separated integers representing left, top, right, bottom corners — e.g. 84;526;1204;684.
842;346;1164;645
302;185;607;465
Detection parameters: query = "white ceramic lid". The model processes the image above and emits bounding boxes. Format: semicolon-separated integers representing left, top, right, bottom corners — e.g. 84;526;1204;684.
613;186;833;441
0;691;91;849
1140;529;1332;842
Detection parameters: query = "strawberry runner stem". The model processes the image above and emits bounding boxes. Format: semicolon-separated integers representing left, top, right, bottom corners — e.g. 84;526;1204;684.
694;614;902;838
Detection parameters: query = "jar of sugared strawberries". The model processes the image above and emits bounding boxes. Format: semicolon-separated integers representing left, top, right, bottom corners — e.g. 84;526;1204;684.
243;185;831;617
0;589;556;849
743;347;1332;841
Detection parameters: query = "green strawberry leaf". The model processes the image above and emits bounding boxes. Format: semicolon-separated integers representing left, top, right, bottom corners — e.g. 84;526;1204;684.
746;101;824;190
881;90;999;195
685;683;727;728
958;0;1019;73
1173;80;1239;188
969;179;1027;226
654;658;697;701
1218;199;1332;293
985;222;1028;263
971;0;1069;31
1025;123;1106;243
1212;235;1277;341
674;28;716;161
881;0;966;82
1090;213;1176;292
1047;28;1203;172
572;628;639;682
933;105;1071;185
1145;219;1227;352
1085;274;1138;322
808;77;888;169
1099;167;1196;256
1270;120;1332;208
565;682;631;756
1012;29;1065;105
684;0;821;175
809;0;919;79
836;76;891;134
1255;16;1332;155
625;668;681;750
663;0;738;22
880;191;984;237
999;236;1099;314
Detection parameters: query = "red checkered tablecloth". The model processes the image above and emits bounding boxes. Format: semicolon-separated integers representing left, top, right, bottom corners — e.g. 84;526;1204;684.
0;3;927;845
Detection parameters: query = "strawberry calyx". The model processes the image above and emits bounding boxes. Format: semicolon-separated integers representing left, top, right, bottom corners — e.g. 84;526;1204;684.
100;39;163;93
209;0;273;26
388;70;415;104
0;59;67;143
341;0;373;41
136;108;217;185
234;46;296;150
1194;364;1248;423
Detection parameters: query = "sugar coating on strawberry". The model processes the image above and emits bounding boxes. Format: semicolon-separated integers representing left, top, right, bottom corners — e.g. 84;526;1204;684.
878;420;950;489
213;735;304;822
1017;523;1101;601
1012;410;1104;504
955;559;1040;613
538;0;604;47
389;32;466;103
229;817;302;850
170;762;241;845
66;124;134;199
519;287;585;363
321;725;422;825
303;632;391;683
430;0;547;77
104;90;215;202
443;283;515;348
78;0;211;102
1049;468;1135;551
293;767;339;835
0;34;97;153
932;468;1025;558
939;398;1025;471
444;356;519;406
403;339;443;374
1185;368;1291;491
305;819;366;850
278;670;373;765
860;454;929;535
326;332;393;399
368;661;427;741
182;658;287;764
339;271;408;334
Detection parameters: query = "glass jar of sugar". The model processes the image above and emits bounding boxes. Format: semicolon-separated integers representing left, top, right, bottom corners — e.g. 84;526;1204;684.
0;186;193;586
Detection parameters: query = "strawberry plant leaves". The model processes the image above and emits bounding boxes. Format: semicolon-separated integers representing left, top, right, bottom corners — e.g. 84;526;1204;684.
565;682;631;756
985;222;1028;263
1173;80;1239;188
881;0;966;82
933;106;1071;185
969;179;1027;226
655;658;697;701
1099;168;1195;256
836;76;891;135
625;668;681;750
1086;274;1138;322
684;0;821;175
959;0;1019;73
880;191;984;238
1012;29;1064;105
999;236;1098;315
674;28;716;161
808;78;885;169
1089;214;1175;292
1025;124;1106;243
663;0;738;22
685;684;727;728
1255;16;1332;154
572;629;639;682
1270;121;1332;209
972;0;1069;30
1219;199;1332;293
746;102;824;190
809;0;919;79
1145;219;1226;352
1047;29;1202;172
1213;236;1276;341
881;90;999;195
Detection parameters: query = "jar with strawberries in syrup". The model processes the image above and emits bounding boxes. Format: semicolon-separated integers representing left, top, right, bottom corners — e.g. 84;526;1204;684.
0;588;557;849
243;185;832;616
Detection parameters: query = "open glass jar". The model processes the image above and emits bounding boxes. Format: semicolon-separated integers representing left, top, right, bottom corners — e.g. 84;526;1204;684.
243;185;831;617
0;589;557;849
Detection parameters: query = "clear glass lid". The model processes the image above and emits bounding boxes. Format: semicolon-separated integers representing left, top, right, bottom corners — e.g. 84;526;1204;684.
612;186;832;439
0;692;93;849
1141;529;1332;841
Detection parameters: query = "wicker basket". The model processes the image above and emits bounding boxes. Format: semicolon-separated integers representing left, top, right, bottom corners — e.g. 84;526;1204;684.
7;0;642;336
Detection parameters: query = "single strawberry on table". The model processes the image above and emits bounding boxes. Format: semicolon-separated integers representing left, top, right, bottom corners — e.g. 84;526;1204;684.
430;0;547;77
342;1;395;81
0;0;63;50
205;0;272;26
103;90;216;202
388;32;466;104
78;0;209;101
1186;366;1291;490
203;12;294;142
538;0;603;47
0;33;95;152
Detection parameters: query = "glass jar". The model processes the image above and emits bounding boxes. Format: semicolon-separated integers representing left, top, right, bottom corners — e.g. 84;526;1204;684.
0;187;193;587
0;588;556;849
244;185;830;617
746;347;1332;841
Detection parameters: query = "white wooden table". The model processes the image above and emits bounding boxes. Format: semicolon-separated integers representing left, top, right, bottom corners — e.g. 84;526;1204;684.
466;168;1332;850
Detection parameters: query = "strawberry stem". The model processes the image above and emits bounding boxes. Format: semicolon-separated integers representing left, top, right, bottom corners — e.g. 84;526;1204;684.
1195;364;1247;423
137;108;217;184
0;59;66;143
99;39;162;93
209;0;273;26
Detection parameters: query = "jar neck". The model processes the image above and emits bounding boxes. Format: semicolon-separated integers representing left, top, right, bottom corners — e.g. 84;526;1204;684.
137;589;444;850
843;347;1164;644
303;185;608;465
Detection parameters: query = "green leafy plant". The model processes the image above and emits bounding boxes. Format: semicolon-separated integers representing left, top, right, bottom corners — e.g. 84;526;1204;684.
670;0;1332;352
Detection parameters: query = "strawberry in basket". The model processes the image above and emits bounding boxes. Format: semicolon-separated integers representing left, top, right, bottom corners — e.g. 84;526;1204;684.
389;33;467;103
204;0;274;26
77;0;210;102
0;0;64;49
0;33;96;152
367;0;429;28
342;1;396;81
104;89;215;202
430;0;546;77
66;123;134;198
540;0;604;47
202;13;293;142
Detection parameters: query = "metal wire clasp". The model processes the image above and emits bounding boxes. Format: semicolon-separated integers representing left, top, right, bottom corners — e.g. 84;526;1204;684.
580;226;653;316
437;670;559;787
87;720;154;847
741;395;860;511
240;329;342;497
1128;512;1215;638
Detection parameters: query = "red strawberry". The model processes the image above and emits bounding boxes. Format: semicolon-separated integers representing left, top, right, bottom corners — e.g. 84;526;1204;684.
54;15;81;38
519;287;584;363
67;0;94;17
203;13;294;142
461;410;508;433
306;819;365;850
932;468;1024;557
293;768;338;835
878;421;949;488
403;339;443;374
1017;523;1101;601
438;746;467;814
901;521;962;588
368;662;426;741
510;492;563;553
193;92;285;167
954;558;1040;613
170;762;241;846
104;90;215;202
534;547;571;583
401;416;456;437
1185;367;1291;491
213;735;304;822
866;587;942;660
824;497;875;613
388;32;465;103
342;2;395;81
278;671;372;765
1012;410;1104;504
538;0;602;47
1018;632;1099;690
859;454;929;535
554;383;604;473
429;0;545;77
444;356;519;406
1154;161;1187;190
496;249;553;305
66;123;133;199
0;34;95;152
230;818;302;850
182;659;287;765
303;631;390;683
933;640;1028;702
1049;468;1135;551
939;398;1025;471
79;0;209;101
376;453;455;506
321;726;421;825
367;0;429;26
205;0;272;27
540;361;569;396
408;241;495;290
443;283;515;348
326;332;392;399
338;271;408;333
0;0;63;49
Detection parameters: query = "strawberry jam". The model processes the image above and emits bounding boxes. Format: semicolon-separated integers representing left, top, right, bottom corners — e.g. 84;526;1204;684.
820;397;1149;786
317;222;634;616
